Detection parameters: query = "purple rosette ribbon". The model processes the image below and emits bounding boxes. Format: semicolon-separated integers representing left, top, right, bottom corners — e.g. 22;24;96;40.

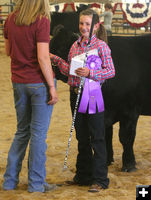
78;54;104;114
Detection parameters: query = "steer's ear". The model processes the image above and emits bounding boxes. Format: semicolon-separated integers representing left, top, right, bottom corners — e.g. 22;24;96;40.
76;4;90;13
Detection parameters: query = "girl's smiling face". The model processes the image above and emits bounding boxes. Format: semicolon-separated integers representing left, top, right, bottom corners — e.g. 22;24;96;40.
79;15;98;41
79;15;92;41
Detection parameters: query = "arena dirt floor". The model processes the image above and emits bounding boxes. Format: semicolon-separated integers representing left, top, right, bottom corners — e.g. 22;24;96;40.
0;43;151;200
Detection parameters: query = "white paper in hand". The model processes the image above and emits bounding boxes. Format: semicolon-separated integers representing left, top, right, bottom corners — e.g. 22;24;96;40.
69;49;98;77
70;58;84;76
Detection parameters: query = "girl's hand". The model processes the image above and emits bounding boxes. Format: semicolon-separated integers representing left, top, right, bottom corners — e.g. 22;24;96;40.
75;67;90;77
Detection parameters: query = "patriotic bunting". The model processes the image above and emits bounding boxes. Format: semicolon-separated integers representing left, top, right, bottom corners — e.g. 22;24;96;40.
50;2;104;13
50;2;151;28
120;3;151;27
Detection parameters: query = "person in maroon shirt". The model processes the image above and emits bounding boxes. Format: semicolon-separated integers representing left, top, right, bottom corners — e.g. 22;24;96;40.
3;0;58;193
50;9;115;192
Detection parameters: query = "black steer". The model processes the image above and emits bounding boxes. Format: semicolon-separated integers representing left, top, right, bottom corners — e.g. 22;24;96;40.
49;27;151;172
104;34;151;172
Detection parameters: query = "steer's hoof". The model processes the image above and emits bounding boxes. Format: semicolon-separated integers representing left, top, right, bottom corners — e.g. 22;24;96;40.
121;166;137;172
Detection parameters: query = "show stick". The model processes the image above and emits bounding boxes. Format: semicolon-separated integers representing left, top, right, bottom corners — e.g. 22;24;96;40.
63;14;97;170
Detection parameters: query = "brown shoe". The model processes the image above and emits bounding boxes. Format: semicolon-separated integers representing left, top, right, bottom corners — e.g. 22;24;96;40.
88;184;104;192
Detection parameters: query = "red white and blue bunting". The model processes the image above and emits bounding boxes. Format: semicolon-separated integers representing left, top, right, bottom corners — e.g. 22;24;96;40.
50;2;151;28
120;3;151;27
50;2;104;13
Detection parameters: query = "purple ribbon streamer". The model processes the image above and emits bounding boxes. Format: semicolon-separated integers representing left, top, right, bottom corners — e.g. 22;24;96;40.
78;54;104;114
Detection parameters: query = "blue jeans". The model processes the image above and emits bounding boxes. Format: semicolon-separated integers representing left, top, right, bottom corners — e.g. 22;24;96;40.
3;81;56;192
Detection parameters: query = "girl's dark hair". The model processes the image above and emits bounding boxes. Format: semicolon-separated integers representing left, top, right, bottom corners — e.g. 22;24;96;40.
80;8;99;24
96;23;108;44
80;8;108;43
